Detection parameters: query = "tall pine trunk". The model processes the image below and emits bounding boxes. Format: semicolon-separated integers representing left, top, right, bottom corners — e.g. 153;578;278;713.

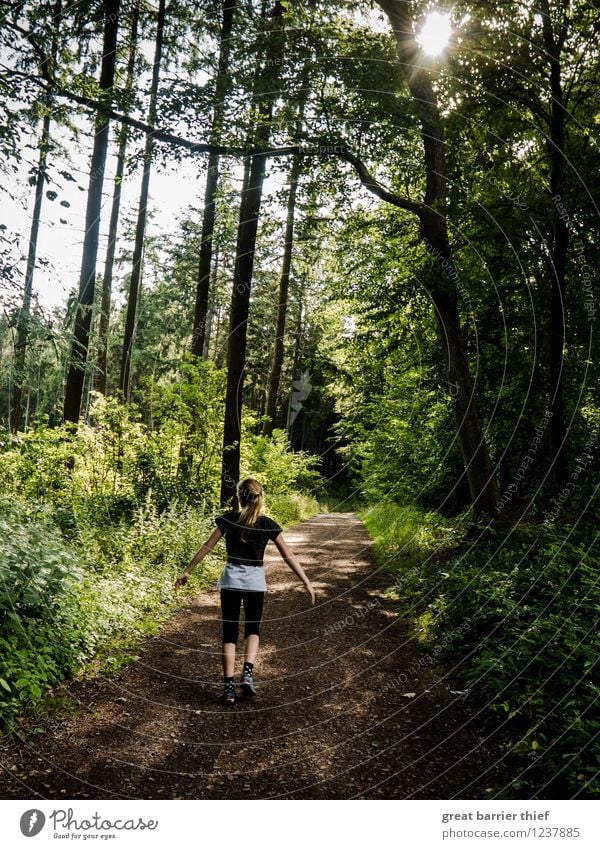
11;109;51;432
191;0;237;359
540;0;569;485
119;0;166;400
63;0;120;423
220;1;285;507
96;0;140;396
10;0;62;433
202;242;220;357
262;153;301;436
377;0;498;518
286;294;304;437
262;71;308;437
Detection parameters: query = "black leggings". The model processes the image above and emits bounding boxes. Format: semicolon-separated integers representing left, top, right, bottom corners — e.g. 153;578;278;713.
220;589;265;644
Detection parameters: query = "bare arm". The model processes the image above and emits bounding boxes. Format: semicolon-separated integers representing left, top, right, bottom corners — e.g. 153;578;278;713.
174;528;223;590
274;533;316;605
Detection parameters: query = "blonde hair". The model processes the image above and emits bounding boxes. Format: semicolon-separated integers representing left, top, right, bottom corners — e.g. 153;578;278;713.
237;477;264;541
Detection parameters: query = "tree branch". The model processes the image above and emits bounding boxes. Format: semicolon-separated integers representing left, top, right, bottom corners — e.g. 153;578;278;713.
331;143;425;218
2;65;425;217
2;19;50;73
0;66;248;155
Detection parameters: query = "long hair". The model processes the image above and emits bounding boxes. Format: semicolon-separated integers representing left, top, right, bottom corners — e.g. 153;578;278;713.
237;477;264;541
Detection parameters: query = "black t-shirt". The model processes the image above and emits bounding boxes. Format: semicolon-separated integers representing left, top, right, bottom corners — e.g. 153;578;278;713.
215;511;283;566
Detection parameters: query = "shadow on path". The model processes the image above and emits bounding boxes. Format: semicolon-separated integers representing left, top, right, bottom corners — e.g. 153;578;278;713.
0;513;509;799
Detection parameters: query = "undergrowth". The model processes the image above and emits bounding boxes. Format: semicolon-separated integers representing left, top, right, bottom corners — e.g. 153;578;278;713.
361;502;599;799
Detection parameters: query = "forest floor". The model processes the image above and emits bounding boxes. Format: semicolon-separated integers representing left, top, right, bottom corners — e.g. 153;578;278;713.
0;512;511;799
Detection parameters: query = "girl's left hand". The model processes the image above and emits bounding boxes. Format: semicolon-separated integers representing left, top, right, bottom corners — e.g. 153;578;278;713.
174;573;189;591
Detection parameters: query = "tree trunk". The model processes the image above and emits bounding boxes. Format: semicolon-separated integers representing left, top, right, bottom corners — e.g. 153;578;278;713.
220;155;256;506
63;0;120;423
377;0;499;517
262;66;309;437
11;109;51;433
262;153;301;436
191;0;237;359
220;1;285;507
96;0;140;396
286;286;304;436
203;241;221;358
10;0;62;433
540;0;569;485
119;0;166;400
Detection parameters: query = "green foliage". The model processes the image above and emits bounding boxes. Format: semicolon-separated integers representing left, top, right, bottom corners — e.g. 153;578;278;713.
423;525;599;799
0;623;71;721
242;427;322;496
0;358;323;728
137;358;226;508
0;494;220;728
265;492;321;526
0;424;78;505
361;502;461;574
364;506;600;799
0;498;82;620
0;360;227;521
352;373;464;510
0;497;84;722
0;479;320;727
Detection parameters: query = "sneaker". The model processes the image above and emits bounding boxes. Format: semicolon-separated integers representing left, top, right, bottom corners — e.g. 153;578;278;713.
240;672;256;698
221;681;236;705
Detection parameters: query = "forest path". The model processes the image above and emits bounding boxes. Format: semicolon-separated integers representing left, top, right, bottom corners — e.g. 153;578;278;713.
0;512;508;799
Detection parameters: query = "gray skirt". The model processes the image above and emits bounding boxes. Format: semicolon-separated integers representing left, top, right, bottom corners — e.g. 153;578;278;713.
216;562;267;592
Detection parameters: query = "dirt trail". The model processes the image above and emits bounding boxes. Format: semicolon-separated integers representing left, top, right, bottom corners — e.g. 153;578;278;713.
0;512;508;799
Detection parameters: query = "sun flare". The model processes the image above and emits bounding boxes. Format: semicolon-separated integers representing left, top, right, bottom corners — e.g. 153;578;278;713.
418;10;452;56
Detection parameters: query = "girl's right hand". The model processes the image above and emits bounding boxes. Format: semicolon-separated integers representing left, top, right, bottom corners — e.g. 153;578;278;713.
306;583;316;605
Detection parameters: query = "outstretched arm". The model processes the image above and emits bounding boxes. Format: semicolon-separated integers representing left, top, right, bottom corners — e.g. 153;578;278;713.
274;534;316;605
175;528;223;590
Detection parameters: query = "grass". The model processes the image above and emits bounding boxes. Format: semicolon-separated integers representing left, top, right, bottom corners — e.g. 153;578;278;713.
360;502;463;576
360;501;600;799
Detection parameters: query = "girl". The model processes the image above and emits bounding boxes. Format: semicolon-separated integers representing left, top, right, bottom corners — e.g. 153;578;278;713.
175;477;316;704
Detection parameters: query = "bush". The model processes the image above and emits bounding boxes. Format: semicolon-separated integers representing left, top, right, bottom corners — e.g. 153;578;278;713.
363;507;600;799
0;361;226;523
0;360;325;729
0;498;84;723
0;498;83;621
423;525;599;799
0;425;78;505
0;497;219;728
0;622;73;721
337;368;468;512
361;502;460;574
242;428;322;496
265;492;321;526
